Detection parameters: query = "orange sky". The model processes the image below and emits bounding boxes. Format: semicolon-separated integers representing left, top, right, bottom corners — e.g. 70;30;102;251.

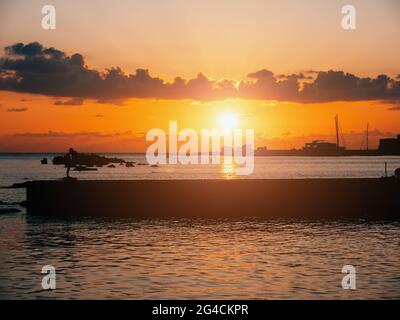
1;90;398;152
0;0;399;152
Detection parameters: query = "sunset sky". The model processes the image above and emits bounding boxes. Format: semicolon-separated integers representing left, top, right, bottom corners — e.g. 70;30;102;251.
1;0;399;152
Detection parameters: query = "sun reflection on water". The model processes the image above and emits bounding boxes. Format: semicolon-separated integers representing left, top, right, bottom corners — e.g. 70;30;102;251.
220;156;237;179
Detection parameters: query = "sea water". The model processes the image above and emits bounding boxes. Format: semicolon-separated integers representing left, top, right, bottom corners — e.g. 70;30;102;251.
0;154;399;299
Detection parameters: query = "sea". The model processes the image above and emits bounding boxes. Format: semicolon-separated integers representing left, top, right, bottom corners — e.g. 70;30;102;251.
0;153;399;299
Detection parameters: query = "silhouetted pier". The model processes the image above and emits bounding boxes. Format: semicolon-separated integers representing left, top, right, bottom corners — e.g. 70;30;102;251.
25;179;400;219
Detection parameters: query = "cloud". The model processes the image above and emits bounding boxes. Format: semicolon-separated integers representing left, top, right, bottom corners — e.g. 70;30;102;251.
13;130;132;138
5;42;48;57
276;73;313;81
299;71;400;103
384;99;400;111
54;98;84;106
0;130;146;152
1;42;400;103
304;70;319;74
247;69;274;80
7;107;28;112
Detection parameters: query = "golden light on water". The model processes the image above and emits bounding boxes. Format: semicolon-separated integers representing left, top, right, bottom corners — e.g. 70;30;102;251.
217;112;239;179
220;156;237;179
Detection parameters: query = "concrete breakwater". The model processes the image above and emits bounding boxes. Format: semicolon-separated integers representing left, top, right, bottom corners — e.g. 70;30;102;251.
24;179;400;219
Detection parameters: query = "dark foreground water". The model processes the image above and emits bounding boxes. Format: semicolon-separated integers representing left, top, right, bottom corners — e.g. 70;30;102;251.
0;216;399;299
0;154;399;299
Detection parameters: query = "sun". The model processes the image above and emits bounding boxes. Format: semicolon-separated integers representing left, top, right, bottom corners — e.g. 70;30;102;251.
218;112;239;130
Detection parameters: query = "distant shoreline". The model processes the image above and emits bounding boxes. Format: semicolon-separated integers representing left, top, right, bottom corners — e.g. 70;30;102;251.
2;152;400;157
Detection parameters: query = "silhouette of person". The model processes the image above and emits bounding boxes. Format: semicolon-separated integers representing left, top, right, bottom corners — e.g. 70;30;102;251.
65;148;77;178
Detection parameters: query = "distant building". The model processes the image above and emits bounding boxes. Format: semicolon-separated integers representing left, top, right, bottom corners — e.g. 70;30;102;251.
302;140;345;152
292;140;346;156
378;135;400;155
256;146;268;154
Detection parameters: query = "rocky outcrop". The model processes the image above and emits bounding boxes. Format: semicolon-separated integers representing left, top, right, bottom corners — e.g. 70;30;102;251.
53;151;125;167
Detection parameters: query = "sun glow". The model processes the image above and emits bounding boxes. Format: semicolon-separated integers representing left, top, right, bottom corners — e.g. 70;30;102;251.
218;112;239;130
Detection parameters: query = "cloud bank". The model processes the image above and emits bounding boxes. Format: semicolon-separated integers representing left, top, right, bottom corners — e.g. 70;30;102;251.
7;107;28;112
1;42;399;103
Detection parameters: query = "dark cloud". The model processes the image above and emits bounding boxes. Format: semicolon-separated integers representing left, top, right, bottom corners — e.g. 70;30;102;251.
239;73;300;101
7;107;28;112
299;71;400;103
1;42;400;104
5;42;44;57
276;73;313;81
54;98;84;106
388;101;400;111
247;69;274;80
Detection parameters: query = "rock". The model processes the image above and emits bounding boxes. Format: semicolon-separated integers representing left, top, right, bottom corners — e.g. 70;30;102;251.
125;162;135;167
52;151;125;166
108;164;116;168
0;208;21;214
41;158;48;164
395;168;400;179
53;156;65;165
150;164;159;168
